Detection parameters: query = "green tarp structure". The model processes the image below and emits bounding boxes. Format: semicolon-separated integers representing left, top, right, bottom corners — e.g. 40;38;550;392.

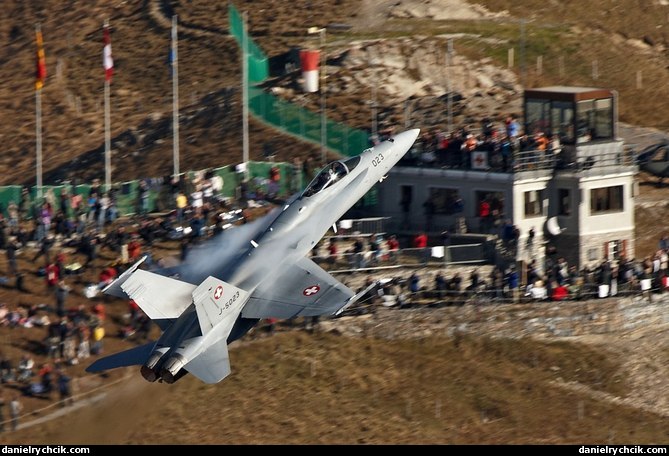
228;3;371;158
13;161;308;218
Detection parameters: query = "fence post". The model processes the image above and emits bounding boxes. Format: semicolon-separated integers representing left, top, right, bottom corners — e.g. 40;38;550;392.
508;48;514;68
444;244;451;269
536;55;543;76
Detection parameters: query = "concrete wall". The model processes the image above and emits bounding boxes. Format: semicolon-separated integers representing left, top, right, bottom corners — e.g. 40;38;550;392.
546;171;635;266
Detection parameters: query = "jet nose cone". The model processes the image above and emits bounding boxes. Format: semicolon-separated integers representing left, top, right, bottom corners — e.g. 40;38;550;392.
392;128;420;150
406;128;420;141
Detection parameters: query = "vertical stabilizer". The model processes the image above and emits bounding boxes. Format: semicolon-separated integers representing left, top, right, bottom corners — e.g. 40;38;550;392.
192;276;248;334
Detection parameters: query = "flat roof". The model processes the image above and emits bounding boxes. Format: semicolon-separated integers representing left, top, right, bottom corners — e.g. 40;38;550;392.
524;86;614;102
531;86;602;93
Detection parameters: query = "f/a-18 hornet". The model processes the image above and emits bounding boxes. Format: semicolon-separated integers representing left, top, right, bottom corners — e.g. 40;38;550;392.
87;129;420;384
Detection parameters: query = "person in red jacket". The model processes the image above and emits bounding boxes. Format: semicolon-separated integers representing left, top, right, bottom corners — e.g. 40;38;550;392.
387;235;400;263
327;238;338;265
479;197;491;233
413;232;429;265
128;236;142;262
551;281;569;301
45;263;60;290
413;232;428;249
98;266;117;288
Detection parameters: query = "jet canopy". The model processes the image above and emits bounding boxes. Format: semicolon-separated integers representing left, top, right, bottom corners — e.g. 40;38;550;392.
302;156;360;198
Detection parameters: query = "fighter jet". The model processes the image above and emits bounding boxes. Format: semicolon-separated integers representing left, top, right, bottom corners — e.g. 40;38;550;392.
87;129;420;384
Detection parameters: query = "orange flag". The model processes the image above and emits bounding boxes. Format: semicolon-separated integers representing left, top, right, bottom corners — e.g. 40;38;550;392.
35;28;46;90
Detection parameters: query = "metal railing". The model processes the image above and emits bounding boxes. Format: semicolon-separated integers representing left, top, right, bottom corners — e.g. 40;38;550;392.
401;143;636;175
311;245;488;273
333;217;391;237
339;281;663;314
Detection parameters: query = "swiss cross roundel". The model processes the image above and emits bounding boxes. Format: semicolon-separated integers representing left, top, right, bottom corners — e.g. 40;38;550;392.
214;285;224;300
303;285;320;297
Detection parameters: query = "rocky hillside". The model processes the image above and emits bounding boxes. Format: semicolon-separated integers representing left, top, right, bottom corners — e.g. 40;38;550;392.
3;0;669;185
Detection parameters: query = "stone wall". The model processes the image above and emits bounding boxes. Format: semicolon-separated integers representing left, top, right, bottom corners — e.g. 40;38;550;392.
578;229;635;268
324;293;669;340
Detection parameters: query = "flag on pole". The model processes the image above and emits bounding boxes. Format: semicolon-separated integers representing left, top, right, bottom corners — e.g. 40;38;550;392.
35;27;46;90
169;15;178;78
168;47;174;77
299;49;320;92
103;23;113;82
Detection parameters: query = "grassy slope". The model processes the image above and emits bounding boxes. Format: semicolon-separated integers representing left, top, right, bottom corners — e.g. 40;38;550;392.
6;332;669;444
474;0;669;128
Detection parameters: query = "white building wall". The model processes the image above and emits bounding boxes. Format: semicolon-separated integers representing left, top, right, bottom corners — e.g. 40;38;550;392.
578;173;635;235
511;177;551;242
375;165;635;269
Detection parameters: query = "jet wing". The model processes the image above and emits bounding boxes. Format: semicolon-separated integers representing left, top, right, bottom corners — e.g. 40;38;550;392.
241;257;355;319
119;269;196;321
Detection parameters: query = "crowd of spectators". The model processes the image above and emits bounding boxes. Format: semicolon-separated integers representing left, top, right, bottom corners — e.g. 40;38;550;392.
397;115;564;172
312;230;669;310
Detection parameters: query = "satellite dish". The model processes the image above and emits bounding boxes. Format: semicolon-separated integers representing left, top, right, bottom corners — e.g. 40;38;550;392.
546;217;564;236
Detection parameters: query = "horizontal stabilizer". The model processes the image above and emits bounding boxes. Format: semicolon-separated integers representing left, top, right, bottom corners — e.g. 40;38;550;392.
192;276;248;335
121;270;197;321
184;338;231;384
86;341;156;373
335;281;378;316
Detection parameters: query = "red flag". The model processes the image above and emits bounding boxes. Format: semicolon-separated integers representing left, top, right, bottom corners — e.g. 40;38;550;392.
103;24;113;82
35;28;46;90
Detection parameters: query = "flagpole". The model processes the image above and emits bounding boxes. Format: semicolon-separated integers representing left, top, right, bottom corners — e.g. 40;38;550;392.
104;19;111;192
104;78;111;191
36;88;42;198
35;24;43;199
242;11;249;179
171;15;180;179
36;79;43;200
